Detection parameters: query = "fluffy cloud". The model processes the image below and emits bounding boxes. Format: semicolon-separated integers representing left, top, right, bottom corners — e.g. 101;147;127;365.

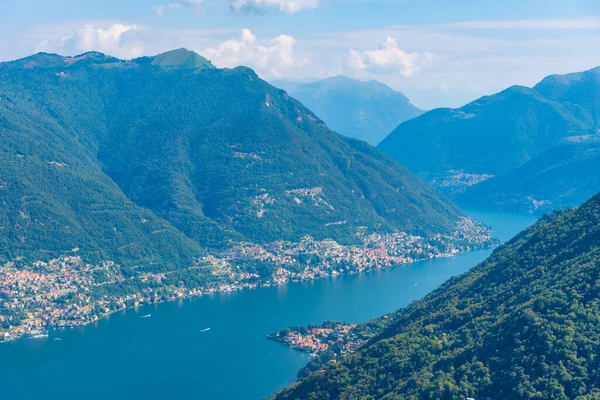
154;0;202;16
348;37;435;77
36;24;144;59
18;16;600;110
230;0;317;14
202;29;305;77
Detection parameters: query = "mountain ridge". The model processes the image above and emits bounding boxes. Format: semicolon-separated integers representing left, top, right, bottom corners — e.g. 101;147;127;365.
3;48;214;71
378;65;600;212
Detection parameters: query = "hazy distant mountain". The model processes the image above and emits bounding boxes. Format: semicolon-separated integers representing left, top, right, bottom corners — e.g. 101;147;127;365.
534;66;600;126
274;192;600;399
457;143;600;213
273;76;423;145
379;66;600;213
0;49;466;268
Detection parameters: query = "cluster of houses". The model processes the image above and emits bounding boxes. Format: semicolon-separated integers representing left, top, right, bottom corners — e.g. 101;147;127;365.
1;216;492;342
0;257;111;341
270;323;368;360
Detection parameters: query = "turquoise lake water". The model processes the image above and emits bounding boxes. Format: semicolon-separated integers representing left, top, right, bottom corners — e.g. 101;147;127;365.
0;210;539;400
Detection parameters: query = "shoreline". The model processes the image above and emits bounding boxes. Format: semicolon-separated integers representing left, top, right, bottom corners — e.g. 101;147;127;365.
1;243;495;344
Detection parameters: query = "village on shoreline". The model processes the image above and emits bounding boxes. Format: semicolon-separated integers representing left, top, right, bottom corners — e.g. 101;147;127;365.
1;218;493;342
267;321;367;360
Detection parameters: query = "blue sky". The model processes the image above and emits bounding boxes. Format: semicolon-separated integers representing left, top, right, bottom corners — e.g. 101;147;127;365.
1;0;599;108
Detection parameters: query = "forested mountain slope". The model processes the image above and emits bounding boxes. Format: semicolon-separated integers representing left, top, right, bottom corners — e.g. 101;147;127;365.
0;50;495;342
0;49;498;342
378;67;600;213
0;49;467;266
457;143;600;213
274;193;600;400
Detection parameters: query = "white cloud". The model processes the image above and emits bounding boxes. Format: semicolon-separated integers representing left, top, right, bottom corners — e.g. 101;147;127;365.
36;24;144;59
347;37;435;77
230;0;317;14
155;0;203;16
201;29;306;77
10;15;600;110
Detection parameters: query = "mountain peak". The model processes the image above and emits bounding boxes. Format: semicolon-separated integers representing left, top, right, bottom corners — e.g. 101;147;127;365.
3;51;122;70
3;52;65;69
273;76;421;145
3;49;216;71
534;65;600;97
65;51;121;66
148;48;214;70
307;76;399;96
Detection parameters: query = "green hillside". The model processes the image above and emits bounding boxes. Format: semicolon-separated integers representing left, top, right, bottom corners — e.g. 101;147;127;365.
0;49;498;342
0;53;204;268
147;48;215;69
378;67;600;213
458;143;600;213
379;85;588;176
274;193;600;400
0;49;470;266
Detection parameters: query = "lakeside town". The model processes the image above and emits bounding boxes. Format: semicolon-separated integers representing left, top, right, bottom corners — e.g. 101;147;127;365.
267;322;368;361
267;314;403;378
429;170;494;197
0;218;493;342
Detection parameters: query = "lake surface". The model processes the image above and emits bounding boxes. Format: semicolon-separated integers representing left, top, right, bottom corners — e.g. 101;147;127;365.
0;210;539;400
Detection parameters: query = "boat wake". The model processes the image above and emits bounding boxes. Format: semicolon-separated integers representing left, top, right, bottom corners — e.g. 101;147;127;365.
199;328;211;333
29;330;48;339
141;314;152;318
30;334;48;339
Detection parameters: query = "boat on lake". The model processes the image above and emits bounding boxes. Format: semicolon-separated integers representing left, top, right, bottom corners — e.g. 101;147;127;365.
29;330;49;339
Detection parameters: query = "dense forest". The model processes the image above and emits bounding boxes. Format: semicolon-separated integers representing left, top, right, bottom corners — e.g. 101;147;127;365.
274;193;600;399
0;49;466;269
